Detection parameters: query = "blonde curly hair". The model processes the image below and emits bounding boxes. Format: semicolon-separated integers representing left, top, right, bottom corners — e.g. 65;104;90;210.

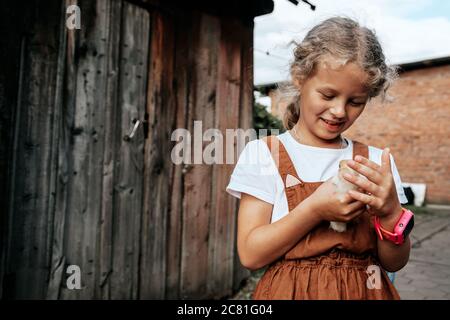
281;16;399;130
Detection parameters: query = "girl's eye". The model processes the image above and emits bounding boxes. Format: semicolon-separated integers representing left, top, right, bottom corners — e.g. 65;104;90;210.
321;93;334;100
350;101;365;107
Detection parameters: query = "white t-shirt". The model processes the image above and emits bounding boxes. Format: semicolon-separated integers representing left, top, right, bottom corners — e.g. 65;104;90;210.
226;132;408;223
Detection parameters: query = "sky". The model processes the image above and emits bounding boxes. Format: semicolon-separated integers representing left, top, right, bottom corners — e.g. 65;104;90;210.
254;0;450;86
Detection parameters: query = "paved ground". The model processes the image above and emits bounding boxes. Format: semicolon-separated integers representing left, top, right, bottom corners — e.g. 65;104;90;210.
395;207;450;299
230;206;450;300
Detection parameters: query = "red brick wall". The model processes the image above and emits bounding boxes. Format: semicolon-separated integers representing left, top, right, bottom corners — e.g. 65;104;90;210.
269;64;450;204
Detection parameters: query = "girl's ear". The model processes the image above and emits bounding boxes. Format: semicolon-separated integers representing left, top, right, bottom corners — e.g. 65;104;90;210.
292;78;303;91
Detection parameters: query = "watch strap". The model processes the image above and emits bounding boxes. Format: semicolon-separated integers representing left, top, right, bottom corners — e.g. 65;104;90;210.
374;207;414;245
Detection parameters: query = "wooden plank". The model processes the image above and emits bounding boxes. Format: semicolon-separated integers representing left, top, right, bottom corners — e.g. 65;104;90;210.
95;0;122;300
58;0;116;299
140;9;175;299
178;12;220;299
165;12;191;300
46;0;124;300
232;19;253;293
109;1;149;299
45;0;72;300
0;1;32;298
208;16;242;299
2;0;65;299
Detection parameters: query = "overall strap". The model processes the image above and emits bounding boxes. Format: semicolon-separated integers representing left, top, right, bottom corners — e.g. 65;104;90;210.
263;136;369;189
262;135;304;189
352;140;369;159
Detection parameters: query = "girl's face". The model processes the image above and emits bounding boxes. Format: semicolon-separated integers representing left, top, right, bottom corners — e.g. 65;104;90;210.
295;59;369;148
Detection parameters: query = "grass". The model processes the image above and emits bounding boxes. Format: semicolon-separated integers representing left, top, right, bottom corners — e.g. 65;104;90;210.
403;205;433;215
230;267;267;300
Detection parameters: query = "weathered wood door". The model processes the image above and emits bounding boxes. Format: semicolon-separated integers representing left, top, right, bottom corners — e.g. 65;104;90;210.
1;0;150;299
0;0;253;299
57;0;150;300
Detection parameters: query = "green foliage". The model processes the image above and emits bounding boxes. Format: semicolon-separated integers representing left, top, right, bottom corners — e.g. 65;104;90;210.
404;205;431;215
253;102;285;136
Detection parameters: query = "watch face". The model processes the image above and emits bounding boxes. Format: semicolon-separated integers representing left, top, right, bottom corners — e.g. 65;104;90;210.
403;215;414;238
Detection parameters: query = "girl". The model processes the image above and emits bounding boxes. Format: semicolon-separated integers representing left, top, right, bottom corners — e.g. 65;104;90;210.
226;17;412;300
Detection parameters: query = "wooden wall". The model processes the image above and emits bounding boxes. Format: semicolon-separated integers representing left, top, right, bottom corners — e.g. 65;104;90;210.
0;0;256;299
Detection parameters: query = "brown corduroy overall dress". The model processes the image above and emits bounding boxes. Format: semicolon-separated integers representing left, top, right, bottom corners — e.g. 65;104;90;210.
252;136;400;300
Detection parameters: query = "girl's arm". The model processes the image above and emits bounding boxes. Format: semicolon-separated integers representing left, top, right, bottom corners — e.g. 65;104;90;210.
376;207;411;272
237;192;322;270
237;182;366;271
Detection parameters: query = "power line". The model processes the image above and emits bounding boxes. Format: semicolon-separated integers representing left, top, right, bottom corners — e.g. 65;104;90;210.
254;0;317;61
254;48;289;61
287;0;316;11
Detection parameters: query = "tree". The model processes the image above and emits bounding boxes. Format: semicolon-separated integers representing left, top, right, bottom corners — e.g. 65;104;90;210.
253;102;285;136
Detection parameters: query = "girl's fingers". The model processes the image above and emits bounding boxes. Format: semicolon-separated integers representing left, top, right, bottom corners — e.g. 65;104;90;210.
354;155;382;172
338;191;358;204
343;172;380;196
347;159;383;185
347;189;380;208
381;148;392;173
346;207;366;221
347;198;366;211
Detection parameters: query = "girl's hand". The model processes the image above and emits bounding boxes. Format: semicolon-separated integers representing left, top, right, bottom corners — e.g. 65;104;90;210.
306;177;367;223
343;148;402;221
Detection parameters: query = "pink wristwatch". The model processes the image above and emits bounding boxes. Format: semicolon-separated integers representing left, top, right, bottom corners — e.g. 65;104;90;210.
374;207;414;245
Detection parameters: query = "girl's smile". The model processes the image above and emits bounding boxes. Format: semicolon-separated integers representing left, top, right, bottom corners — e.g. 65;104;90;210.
320;118;345;132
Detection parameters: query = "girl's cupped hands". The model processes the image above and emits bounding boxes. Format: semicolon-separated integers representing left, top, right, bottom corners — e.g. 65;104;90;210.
343;148;402;218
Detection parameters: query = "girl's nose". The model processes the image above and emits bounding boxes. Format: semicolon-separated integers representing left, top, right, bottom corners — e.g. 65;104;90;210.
330;104;346;118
